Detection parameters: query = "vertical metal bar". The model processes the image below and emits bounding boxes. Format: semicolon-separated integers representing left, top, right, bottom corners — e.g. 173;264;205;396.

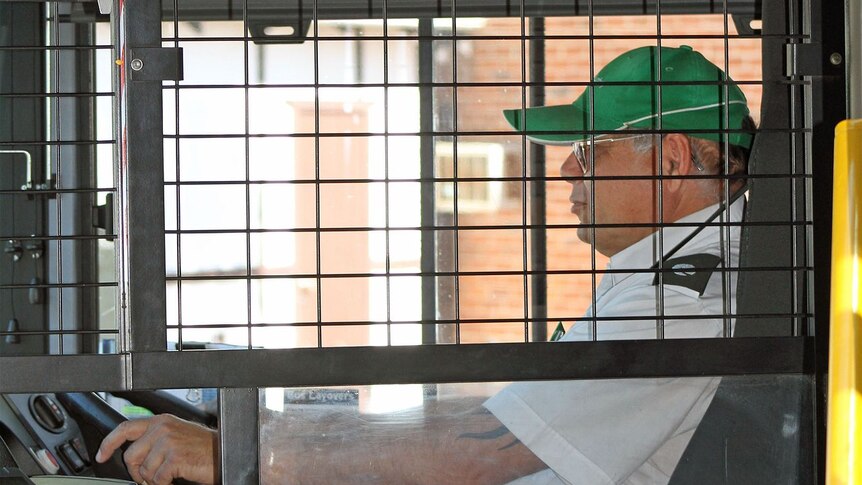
529;18;547;342
382;0;393;346
654;0;666;341
313;1;323;348
243;0;253;350
48;1;65;354
218;387;259;485
586;0;598;341
720;0;733;339
450;3;461;345
792;0;808;340
118;0;167;353
418;19;437;345
519;3;529;343
171;0;183;350
782;0;804;340
791;1;805;340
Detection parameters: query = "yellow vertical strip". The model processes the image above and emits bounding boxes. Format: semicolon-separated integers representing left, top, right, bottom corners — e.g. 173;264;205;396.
828;119;862;485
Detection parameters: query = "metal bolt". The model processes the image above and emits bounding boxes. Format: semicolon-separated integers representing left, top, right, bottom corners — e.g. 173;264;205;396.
130;58;144;71
830;52;843;65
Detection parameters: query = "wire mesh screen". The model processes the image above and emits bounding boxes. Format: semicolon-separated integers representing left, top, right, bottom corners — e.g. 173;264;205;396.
0;2;118;356
155;1;806;352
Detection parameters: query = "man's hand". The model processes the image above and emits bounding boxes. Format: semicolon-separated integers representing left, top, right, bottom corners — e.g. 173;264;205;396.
95;414;218;485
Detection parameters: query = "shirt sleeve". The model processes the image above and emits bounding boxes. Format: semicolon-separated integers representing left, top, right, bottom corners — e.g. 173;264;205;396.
486;282;725;485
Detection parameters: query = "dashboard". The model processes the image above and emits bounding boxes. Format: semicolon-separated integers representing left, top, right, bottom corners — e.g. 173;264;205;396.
1;390;216;484
1;394;93;478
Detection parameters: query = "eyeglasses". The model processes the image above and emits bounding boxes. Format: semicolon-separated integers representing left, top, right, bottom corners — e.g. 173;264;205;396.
572;134;706;174
572;134;652;174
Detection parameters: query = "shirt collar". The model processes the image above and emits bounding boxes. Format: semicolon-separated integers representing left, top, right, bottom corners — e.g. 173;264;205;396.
606;197;745;283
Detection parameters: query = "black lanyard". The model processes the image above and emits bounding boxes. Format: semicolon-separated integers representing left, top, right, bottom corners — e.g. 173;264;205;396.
650;187;747;269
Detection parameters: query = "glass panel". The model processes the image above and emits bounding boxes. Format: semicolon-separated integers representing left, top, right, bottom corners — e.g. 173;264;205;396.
260;375;813;484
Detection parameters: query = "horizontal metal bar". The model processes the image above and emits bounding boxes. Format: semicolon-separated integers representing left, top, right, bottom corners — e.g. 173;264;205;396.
158;174;807;187
0;282;118;290
160;315;814;333
0;188;116;195
0;329;119;337
0;354;125;393
0;337;813;393
0;92;114;98
0;45;114;52
0;233;116;241
158;128;812;139
0;140;116;147
158;32;804;43
163;221;811;235
130;337;812;390
160;79;794;90
158;0;762;22
163;267;813;284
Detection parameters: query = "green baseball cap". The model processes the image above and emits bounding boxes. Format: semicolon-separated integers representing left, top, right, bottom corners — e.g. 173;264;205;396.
503;45;753;148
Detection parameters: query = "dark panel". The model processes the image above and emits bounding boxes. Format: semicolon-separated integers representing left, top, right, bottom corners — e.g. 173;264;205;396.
808;0;848;483
131;337;812;390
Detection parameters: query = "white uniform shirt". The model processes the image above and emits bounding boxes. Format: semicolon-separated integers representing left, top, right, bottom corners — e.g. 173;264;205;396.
485;199;744;485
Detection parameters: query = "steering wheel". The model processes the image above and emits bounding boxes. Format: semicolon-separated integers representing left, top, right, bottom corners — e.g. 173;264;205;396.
53;391;215;484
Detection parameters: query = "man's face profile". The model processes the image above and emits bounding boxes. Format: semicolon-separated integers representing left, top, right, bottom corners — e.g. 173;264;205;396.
562;135;664;257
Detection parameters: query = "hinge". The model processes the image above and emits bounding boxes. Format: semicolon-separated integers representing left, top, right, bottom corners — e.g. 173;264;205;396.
128;47;184;82
786;42;844;78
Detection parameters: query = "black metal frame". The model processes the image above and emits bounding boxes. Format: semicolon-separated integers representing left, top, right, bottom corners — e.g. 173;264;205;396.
0;0;849;483
807;2;847;482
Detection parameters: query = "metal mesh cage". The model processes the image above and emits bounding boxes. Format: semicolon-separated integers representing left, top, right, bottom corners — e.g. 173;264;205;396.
0;0;826;392
148;1;806;353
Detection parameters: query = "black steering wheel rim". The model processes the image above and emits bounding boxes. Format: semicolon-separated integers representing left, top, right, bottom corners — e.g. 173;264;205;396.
53;391;215;484
54;392;133;482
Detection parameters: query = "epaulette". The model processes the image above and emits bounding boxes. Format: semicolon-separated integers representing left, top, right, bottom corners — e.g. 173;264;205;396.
652;253;722;295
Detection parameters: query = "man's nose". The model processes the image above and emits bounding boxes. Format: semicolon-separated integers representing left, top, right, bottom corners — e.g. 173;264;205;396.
560;152;582;182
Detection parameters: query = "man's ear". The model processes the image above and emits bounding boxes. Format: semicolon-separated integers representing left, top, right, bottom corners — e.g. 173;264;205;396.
660;133;695;192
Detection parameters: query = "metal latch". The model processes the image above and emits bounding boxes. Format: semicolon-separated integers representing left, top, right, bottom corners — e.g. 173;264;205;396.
0;149;53;192
128;47;184;82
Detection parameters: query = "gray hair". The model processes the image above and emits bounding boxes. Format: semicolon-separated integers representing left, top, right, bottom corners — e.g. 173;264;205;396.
628;115;754;179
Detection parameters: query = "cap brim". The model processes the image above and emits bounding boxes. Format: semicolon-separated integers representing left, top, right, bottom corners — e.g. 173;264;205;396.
503;103;592;146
